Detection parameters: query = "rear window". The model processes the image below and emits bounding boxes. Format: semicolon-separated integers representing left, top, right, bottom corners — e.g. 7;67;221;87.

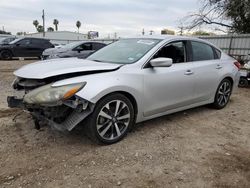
191;41;215;61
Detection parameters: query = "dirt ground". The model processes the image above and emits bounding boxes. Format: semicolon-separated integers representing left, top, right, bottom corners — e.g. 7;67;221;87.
0;60;250;188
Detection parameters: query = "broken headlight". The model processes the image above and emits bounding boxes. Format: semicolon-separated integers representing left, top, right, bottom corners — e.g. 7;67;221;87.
23;82;86;104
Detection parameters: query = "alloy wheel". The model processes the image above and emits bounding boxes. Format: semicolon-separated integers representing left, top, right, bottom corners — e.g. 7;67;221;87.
96;100;131;141
217;81;232;107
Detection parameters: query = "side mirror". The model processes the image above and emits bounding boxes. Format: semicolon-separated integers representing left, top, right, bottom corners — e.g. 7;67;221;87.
150;58;173;67
16;43;20;46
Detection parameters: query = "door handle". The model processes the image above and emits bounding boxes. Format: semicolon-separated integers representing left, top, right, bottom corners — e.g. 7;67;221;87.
184;70;194;75
216;65;223;69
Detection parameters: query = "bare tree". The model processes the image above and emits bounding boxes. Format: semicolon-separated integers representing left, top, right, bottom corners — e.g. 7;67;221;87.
182;0;232;31
183;0;250;33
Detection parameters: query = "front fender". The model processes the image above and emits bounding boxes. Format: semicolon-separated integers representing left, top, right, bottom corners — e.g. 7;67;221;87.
52;71;144;121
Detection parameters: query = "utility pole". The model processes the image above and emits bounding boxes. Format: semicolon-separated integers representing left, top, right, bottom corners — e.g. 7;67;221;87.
2;26;4;31
178;26;184;36
42;9;45;37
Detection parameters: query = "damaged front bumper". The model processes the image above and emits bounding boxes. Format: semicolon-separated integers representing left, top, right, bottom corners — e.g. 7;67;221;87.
7;96;24;108
7;95;94;131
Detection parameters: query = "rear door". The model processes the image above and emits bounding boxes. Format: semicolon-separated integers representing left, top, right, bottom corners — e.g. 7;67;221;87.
30;39;47;57
190;41;222;102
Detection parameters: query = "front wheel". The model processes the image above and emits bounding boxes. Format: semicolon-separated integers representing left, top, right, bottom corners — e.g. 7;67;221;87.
212;79;232;109
0;50;12;60
86;93;135;144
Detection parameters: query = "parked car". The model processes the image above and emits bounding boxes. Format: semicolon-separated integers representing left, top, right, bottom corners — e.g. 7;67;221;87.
239;55;250;87
8;36;240;144
0;37;54;60
42;41;106;60
0;36;17;45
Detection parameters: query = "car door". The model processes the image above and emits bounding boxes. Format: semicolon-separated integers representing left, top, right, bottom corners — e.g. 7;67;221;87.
13;39;33;57
143;41;196;117
30;39;46;57
190;41;221;102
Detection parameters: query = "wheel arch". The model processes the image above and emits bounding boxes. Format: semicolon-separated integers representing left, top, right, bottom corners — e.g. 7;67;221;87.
223;76;234;86
93;91;138;116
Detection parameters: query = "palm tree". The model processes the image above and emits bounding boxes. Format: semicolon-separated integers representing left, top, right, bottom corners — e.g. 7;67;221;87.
53;19;59;31
47;27;54;32
76;21;81;33
33;20;39;31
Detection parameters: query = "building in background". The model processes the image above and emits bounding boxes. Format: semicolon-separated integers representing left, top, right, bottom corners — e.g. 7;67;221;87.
161;29;175;35
88;31;99;39
24;31;88;45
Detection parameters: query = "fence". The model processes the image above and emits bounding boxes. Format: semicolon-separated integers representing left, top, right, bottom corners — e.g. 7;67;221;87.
199;34;250;62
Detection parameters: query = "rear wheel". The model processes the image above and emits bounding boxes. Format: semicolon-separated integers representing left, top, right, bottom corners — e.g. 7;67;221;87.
0;50;12;60
212;79;232;109
86;93;135;144
239;77;248;87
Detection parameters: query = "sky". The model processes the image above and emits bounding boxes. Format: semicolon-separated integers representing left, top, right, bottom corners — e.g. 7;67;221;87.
0;0;200;37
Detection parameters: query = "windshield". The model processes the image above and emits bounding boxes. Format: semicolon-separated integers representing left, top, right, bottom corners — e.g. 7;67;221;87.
87;38;161;64
61;41;84;49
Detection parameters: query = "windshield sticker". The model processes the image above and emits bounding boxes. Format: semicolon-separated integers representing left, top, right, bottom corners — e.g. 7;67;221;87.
137;40;155;45
128;57;135;61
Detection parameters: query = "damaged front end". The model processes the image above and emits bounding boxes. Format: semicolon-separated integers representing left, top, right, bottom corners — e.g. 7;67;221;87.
7;78;94;131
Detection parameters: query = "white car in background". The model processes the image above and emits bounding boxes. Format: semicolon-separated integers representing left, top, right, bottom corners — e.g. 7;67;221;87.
8;35;240;144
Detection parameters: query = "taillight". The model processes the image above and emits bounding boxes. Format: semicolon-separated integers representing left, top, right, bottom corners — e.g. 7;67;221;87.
234;61;241;70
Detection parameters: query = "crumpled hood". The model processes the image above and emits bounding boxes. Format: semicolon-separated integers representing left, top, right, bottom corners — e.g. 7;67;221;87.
14;58;121;79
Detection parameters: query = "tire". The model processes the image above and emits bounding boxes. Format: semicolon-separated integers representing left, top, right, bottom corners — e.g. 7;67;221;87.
0;50;12;60
85;93;135;144
238;78;248;87
212;79;232;109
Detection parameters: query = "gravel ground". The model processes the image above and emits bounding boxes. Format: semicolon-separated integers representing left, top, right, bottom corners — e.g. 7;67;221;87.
0;60;250;188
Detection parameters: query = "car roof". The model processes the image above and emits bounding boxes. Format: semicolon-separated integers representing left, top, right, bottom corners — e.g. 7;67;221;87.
125;35;220;50
126;35;206;41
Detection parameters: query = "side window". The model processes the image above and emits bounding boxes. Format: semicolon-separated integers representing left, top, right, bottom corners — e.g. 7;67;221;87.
76;43;93;51
42;40;53;47
153;41;186;63
92;43;105;50
82;43;92;50
18;39;31;45
31;39;43;46
191;41;215;61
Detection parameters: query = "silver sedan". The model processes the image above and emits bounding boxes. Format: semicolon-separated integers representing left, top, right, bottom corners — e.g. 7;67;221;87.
8;36;240;144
